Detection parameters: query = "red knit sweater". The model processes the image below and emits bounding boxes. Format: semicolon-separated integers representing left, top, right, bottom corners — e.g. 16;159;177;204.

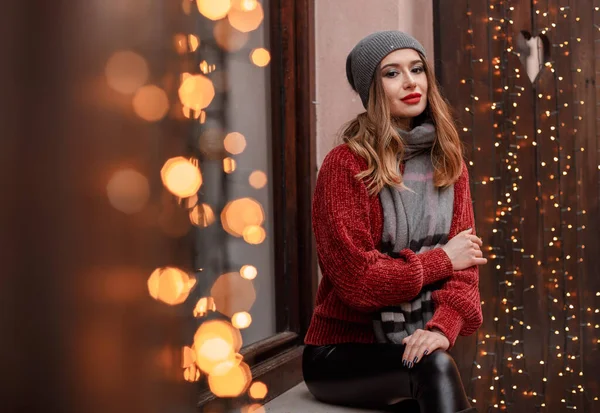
304;144;483;349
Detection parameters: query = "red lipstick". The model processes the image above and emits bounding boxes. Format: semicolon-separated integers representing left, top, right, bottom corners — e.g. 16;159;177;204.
401;93;421;104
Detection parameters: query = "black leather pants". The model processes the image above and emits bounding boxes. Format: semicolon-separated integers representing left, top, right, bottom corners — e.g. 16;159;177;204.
303;343;477;413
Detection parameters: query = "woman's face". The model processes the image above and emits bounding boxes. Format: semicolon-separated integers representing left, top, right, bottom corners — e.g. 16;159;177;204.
378;48;428;125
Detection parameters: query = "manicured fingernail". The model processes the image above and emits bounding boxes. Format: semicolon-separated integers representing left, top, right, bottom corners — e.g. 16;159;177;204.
402;360;407;367
408;362;413;368
413;356;418;364
423;350;429;355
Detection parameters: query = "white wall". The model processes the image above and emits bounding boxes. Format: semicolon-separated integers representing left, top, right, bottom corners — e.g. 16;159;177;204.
315;0;434;167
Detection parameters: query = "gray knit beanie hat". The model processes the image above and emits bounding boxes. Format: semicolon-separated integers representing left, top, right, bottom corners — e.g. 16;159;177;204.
346;30;426;108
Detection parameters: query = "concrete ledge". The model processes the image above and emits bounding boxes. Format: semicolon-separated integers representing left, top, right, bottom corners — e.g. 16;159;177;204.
263;382;416;412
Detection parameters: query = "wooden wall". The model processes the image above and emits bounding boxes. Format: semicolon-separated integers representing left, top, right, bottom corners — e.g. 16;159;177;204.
433;0;600;411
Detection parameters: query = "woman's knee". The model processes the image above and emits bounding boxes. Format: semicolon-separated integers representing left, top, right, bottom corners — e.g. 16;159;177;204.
416;350;459;378
412;350;472;410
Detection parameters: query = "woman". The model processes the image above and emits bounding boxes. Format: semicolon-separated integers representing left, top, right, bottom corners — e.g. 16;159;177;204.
303;31;486;413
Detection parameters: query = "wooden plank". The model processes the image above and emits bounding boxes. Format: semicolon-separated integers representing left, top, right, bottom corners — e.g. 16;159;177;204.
505;0;548;410
550;0;586;410
468;0;507;409
433;0;487;406
533;1;568;410
570;1;600;412
435;0;600;410
294;0;318;338
270;0;301;333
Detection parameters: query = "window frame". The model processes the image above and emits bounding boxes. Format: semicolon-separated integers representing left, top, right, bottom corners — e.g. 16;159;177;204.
197;0;316;408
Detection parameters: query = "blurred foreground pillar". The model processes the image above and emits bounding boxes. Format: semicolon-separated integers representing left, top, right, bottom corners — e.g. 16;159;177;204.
0;1;197;412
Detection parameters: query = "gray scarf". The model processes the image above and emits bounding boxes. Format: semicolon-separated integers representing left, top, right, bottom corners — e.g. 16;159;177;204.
373;122;454;344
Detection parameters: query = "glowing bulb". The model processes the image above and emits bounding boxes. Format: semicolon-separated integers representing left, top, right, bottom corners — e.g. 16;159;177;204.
224;157;237;173
249;381;268;399
250;48;271;67
240;265;258;280
106;169;150;214
208;362;252;397
228;0;264;32
232;311;253;329
105;51;149;94
196;0;231;20
179;74;215;111
189;203;216;227
161;157;202;198
133;85;169;122
249;170;268;189
224;132;247;154
148;267;196;305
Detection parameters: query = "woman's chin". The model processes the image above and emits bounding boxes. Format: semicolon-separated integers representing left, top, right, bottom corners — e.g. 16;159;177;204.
391;106;426;119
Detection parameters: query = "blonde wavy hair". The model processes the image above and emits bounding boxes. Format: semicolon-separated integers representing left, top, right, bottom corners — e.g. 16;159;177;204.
342;52;464;196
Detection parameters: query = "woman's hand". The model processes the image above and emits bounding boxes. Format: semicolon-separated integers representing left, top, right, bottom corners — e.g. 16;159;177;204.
401;328;450;368
442;228;487;271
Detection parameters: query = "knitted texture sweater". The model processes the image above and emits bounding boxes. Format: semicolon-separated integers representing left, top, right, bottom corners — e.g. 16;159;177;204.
304;144;483;349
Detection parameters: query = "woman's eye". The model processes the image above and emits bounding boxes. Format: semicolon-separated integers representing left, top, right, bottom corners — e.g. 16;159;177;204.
385;71;399;78
412;66;424;74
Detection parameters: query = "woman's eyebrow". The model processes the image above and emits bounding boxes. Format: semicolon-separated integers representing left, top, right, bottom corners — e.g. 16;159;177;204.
380;60;423;70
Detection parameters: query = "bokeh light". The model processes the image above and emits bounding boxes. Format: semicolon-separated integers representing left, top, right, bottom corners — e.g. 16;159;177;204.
193;296;217;317
241;404;265;413
211;272;256;318
182;346;196;368
160;157;202;198
208;361;252;397
240;265;258;280
106;169;150;214
178;74;215;111
224;132;247;155
174;34;200;54
147;267;196;305
196;0;231;20
223;157;237;174
182;106;199;119
199;60;216;74
243;225;266;245
184;364;201;382
231;311;252;329
227;1;264;33
182;0;192;14
221;197;265;237
132;85;169;122
210;352;244;377
189;34;200;51
193;320;242;374
174;34;188;54
231;0;258;11
105;50;149;94
250;48;271;67
249;170;267;189
249;381;268;400
189;203;216;227
213;19;249;52
185;194;198;209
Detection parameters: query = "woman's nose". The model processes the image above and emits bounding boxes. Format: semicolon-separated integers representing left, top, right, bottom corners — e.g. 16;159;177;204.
404;77;417;89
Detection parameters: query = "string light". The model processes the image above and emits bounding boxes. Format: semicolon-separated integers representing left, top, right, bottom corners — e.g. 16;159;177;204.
458;1;598;411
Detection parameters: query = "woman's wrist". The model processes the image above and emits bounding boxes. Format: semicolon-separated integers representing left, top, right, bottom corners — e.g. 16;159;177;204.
429;327;446;337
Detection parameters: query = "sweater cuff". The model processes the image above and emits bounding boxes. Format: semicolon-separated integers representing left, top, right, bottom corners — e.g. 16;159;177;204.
425;305;465;349
417;248;453;286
